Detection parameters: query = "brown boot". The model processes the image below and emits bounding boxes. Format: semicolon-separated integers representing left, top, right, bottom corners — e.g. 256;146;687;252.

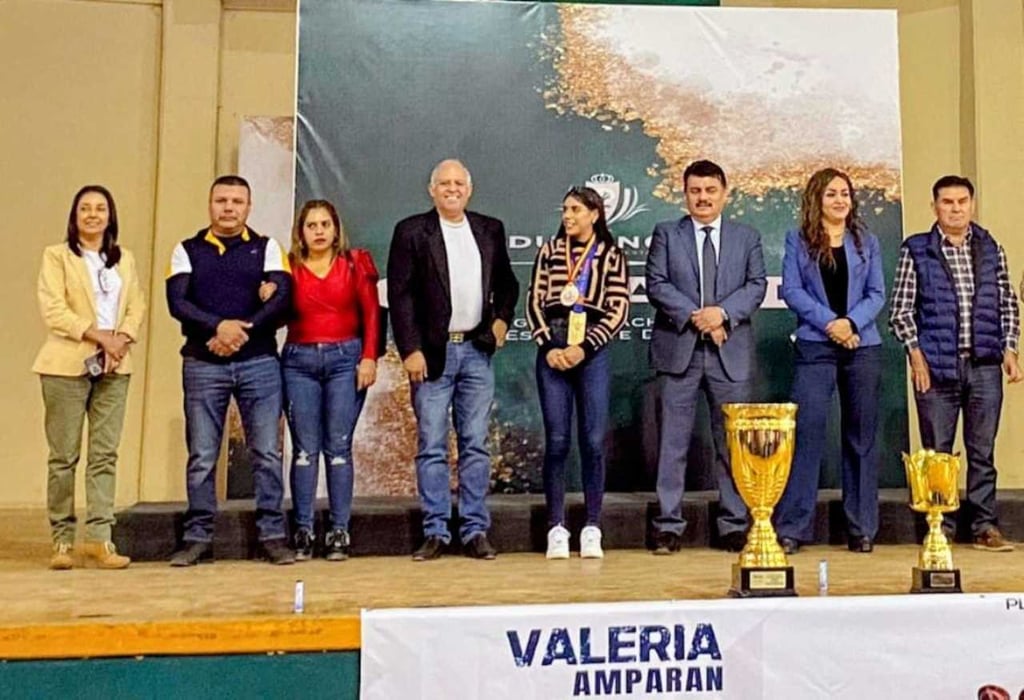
81;541;131;569
50;542;73;570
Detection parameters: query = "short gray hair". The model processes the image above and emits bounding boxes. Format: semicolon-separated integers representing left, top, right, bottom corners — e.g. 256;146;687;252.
429;159;472;187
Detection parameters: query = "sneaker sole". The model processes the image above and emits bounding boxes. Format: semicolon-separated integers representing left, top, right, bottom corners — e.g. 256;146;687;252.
325;553;349;562
545;550;570;560
580;551;604;559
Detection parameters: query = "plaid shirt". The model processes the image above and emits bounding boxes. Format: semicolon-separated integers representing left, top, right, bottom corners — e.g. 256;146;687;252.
889;227;1019;353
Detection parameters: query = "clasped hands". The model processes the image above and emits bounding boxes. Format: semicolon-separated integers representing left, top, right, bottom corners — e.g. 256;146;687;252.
545;344;585;371
825;317;860;350
691;306;728;348
95;330;132;373
207;319;252;357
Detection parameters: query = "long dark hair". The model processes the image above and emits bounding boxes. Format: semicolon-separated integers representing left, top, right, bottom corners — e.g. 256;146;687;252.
66;185;121;267
558;186;614;247
799;168;863;266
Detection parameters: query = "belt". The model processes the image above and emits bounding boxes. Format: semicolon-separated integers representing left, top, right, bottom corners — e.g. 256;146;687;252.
449;332;466;343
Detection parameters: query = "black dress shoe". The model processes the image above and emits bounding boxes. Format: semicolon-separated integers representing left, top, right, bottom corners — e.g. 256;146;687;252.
720;531;748;553
412;535;446;561
653;531;682;556
170;541;213;567
778;537;800;555
262;538;296;565
847;535;873;553
463;532;497;560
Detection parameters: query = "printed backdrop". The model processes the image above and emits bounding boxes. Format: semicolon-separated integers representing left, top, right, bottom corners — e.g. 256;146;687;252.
289;0;908;497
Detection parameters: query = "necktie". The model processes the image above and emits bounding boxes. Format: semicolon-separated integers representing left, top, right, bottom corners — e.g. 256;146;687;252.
701;226;717;306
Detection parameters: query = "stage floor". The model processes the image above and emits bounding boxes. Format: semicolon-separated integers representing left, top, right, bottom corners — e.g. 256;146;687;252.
2;508;1022;659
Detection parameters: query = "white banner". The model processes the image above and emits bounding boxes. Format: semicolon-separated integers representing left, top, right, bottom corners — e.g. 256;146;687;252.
361;594;1024;699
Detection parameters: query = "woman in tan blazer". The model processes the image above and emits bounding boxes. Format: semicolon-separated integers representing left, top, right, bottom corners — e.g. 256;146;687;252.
33;185;146;570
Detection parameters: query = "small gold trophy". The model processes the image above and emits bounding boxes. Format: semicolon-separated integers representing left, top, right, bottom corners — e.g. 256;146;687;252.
723;403;798;598
903;449;963;593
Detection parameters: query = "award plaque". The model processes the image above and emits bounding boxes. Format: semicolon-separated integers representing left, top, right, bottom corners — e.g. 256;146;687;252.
903;449;963;594
723;403;798;598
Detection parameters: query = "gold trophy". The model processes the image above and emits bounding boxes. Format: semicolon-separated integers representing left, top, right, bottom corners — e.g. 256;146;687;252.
723;403;798;598
903;449;963;593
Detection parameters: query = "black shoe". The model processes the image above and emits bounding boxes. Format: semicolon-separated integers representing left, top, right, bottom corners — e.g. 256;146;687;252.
778;537;800;555
653;531;682;555
294;529;313;561
170;541;213;567
325;529;350;562
847;535;873;553
464;532;497;560
262;538;296;565
720;531;748;553
413;535;446;561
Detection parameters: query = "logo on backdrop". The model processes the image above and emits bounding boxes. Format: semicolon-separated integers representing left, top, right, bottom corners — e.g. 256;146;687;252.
505;622;724;697
586;173;649;225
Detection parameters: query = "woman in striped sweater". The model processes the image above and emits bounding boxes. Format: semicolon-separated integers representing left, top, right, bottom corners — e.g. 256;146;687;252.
527;186;630;559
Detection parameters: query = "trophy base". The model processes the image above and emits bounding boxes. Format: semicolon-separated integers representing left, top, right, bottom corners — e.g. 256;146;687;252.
728;564;797;598
910;567;962;594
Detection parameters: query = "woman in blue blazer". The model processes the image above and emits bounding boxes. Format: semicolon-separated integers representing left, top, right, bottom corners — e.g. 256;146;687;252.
775;168;885;554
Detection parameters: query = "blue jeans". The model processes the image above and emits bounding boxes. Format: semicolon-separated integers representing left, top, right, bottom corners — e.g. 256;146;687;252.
282;340;366;532
775;341;882;542
410;341;494;544
915;357;1004;536
182;355;285;542
536;347;610;528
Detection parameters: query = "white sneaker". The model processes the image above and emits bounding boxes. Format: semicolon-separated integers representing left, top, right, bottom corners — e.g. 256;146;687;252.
580;526;604;559
546;525;570;559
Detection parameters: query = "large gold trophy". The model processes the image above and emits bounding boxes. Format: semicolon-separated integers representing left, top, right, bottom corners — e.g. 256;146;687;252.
723;403;798;598
903;449;962;593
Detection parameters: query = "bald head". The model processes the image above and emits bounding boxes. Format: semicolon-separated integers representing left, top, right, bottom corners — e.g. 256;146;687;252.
428;159;474;222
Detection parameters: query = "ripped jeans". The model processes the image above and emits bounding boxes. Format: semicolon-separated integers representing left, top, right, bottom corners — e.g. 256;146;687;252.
282;339;367;532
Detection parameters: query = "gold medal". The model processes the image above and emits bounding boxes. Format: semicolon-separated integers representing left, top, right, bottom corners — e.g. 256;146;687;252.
560;282;580;307
568;310;587;345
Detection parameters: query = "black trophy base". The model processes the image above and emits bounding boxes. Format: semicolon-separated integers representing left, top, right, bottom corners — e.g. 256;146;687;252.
910;567;962;594
728;564;797;598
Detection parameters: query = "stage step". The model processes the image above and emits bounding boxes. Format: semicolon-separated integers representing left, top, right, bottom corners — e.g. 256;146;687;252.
112;489;1024;562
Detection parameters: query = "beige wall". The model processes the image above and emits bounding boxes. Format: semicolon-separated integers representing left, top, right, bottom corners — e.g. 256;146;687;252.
0;0;162;508
1;0;1022;506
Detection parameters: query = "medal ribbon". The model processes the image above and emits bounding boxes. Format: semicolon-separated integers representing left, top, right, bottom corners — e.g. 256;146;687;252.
566;237;598;312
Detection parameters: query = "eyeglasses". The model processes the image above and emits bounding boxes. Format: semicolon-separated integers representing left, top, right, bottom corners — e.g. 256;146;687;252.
97;267;114;294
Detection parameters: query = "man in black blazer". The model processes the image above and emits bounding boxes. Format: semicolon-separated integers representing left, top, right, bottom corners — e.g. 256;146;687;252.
387;159;519;561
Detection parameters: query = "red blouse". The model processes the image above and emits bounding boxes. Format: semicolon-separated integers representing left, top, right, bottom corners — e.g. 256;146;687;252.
286;249;381;360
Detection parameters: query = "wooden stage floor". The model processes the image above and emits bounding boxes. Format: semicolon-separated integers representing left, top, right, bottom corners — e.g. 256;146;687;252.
2;508;1023;659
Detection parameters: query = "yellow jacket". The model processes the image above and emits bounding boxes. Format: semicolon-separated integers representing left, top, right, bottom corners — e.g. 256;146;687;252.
32;244;147;376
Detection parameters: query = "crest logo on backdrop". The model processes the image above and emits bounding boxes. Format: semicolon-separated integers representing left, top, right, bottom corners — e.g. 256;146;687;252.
586;173;649;225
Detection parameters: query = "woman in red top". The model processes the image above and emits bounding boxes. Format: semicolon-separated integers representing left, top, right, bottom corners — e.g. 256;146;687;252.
283;199;380;561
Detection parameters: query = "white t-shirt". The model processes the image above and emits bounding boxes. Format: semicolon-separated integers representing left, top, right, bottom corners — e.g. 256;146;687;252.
82;250;122;331
440;217;483;333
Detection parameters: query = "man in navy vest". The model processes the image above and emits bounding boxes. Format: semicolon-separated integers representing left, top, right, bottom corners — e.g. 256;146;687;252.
166;175;295;566
890;175;1022;551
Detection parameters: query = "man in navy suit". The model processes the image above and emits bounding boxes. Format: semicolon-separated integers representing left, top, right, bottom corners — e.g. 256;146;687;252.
388;159;519;561
645;160;767;554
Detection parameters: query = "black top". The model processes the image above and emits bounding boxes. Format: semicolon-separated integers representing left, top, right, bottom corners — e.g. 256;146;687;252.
820;244;848;317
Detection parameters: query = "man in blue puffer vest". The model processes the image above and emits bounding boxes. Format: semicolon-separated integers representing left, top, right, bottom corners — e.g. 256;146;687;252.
890;175;1022;551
